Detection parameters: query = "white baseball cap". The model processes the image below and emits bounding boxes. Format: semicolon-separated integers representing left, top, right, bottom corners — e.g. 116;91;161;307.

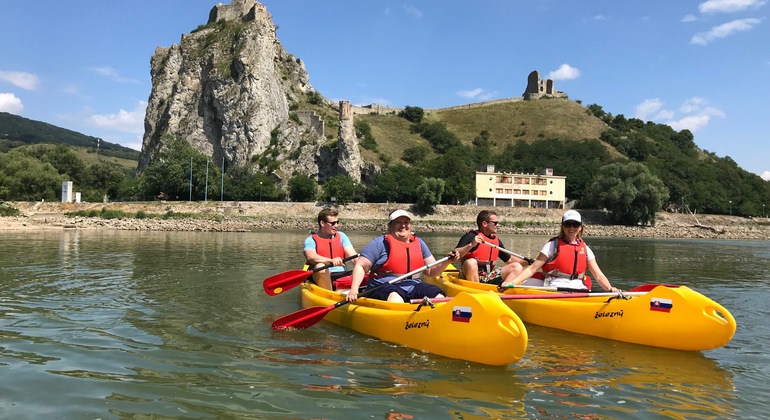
562;210;582;224
388;209;412;223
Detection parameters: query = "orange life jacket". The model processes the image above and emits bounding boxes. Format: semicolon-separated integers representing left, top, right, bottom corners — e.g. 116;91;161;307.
308;232;345;264
463;230;500;264
542;237;588;280
375;234;424;275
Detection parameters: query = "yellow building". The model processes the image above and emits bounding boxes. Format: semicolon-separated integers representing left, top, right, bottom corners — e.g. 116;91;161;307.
475;166;566;209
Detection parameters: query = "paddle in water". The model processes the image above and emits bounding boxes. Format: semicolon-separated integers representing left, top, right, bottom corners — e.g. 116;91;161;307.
271;256;450;331
263;254;358;296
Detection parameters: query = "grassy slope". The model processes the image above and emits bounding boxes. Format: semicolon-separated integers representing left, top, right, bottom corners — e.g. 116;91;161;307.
355;98;614;165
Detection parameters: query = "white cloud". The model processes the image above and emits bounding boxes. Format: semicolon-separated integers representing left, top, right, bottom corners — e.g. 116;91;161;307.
593;15;606;21
0;71;40;90
691;18;762;45
634;98;664;121
664;97;725;132
0;92;24;114
402;4;423;18
546;64;581;81
699;0;767;14
457;88;497;101
761;171;770;181
682;14;698;22
92;66;141;84
87;101;146;134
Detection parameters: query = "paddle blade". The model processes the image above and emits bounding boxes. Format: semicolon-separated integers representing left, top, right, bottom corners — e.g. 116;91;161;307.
263;270;311;296
271;305;335;331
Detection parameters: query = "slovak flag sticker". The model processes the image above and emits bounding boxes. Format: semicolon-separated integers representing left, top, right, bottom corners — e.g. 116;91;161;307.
452;306;472;323
650;297;673;313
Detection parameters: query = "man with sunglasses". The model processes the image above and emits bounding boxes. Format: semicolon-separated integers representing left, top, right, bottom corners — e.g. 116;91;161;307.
500;210;620;292
303;208;358;289
453;210;528;285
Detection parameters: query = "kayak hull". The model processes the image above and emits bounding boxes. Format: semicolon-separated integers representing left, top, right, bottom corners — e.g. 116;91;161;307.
299;283;528;365
427;272;736;351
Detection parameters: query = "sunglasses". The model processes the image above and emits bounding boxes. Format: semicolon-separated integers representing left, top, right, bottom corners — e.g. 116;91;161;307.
487;220;499;226
562;221;582;228
324;220;339;226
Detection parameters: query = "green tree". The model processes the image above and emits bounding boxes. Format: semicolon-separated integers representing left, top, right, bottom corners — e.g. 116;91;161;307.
140;135;220;200
365;164;423;203
586;162;669;226
415;177;445;212
288;174;317;202
398;106;424;123
354;120;378;151
402;145;429;165
0;151;64;201
321;175;361;204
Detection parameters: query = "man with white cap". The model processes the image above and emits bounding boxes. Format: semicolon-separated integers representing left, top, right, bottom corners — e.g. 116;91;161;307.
500;209;620;292
346;209;461;303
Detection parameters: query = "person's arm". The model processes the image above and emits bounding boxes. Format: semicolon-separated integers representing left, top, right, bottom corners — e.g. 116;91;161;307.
340;232;358;265
500;253;547;287
454;233;481;258
346;256;373;302
587;259;619;292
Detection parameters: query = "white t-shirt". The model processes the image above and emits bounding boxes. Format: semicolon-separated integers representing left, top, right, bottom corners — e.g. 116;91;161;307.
536;239;595;289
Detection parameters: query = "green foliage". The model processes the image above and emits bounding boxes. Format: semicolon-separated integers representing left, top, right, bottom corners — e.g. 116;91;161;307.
585;162;669;225
365;164;423;203
415;177;445;212
354;119;378;151
321;176;362;204
398;106;424;123
288;174;317;202
306;91;323;106
0;150;65;201
418;146;476;204
411;121;460;153
0;112;138;158
402;145;429;165
0;203;21;217
140;135;221;201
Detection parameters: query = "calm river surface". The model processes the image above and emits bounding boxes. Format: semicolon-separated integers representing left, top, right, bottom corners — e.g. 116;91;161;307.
1;229;767;419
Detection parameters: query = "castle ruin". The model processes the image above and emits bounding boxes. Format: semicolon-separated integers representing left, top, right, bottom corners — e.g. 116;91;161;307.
208;0;268;24
523;70;565;100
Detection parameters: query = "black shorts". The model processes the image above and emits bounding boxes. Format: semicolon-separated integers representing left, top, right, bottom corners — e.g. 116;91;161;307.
365;282;443;301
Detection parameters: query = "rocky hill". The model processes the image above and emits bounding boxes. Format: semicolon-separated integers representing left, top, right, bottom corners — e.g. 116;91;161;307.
140;0;366;183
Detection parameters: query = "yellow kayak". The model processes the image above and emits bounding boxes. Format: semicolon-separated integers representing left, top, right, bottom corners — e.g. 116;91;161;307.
298;282;528;366
427;271;736;351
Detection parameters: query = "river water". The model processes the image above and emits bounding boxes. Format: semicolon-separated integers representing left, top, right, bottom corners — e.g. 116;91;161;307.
0;229;767;419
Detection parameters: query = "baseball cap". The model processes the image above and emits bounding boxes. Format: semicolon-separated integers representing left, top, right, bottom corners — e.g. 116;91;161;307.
562;210;582;224
388;209;412;223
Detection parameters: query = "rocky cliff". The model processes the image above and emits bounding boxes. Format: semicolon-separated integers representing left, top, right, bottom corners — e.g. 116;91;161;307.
139;0;364;184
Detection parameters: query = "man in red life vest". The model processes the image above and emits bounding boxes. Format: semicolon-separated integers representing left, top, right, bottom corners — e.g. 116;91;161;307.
303;208;358;289
346;209;460;303
453;210;528;284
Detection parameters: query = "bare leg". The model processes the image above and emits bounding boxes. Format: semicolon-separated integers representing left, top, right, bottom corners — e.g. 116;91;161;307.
461;259;480;282
311;264;333;290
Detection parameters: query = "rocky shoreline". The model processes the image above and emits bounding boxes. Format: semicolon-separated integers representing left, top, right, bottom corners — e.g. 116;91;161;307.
2;200;769;240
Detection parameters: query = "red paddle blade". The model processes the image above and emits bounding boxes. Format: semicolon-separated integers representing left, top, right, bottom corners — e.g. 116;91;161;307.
629;283;680;292
271;305;335;331
263;270;312;296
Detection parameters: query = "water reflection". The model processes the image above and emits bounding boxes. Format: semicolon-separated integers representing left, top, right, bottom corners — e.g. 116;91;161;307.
1;230;766;418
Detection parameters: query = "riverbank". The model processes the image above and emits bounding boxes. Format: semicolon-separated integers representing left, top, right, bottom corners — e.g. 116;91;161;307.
2;200;768;240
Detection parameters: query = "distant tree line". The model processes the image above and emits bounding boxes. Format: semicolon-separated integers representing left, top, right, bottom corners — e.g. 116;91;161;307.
2;104;768;226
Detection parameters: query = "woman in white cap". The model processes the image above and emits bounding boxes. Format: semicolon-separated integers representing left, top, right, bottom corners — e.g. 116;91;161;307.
499;210;620;292
346;209;460;303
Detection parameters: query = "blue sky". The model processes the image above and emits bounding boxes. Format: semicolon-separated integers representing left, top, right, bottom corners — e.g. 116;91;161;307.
1;0;768;180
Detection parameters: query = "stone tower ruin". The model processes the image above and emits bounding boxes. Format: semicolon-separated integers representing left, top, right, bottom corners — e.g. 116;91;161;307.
523;70;566;100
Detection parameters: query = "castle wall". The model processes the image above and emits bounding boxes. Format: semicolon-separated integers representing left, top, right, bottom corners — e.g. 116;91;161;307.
296;110;324;137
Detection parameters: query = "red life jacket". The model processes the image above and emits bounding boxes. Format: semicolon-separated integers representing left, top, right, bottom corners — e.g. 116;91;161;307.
308;232;345;264
375;234;424;275
542;237;588;280
463;230;500;264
